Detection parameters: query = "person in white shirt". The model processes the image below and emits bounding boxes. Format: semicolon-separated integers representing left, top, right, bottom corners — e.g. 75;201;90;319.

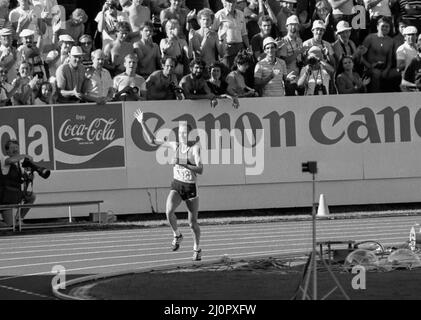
396;26;418;76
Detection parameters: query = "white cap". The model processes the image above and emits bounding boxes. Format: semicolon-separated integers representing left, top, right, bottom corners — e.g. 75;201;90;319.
59;34;75;42
70;46;84;56
286;15;299;25
263;37;277;49
19;29;35;37
403;26;418;35
0;28;13;36
312;20;326;30
307;46;323;60
336;20;352;34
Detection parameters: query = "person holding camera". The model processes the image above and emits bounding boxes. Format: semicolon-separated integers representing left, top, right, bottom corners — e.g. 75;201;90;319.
297;45;332;95
0;139;36;226
145;56;184;100
113;53;146;100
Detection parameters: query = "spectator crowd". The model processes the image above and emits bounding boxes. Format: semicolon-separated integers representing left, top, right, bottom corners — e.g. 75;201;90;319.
1;0;421;107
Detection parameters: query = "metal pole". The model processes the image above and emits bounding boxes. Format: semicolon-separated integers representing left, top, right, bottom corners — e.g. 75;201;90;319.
312;173;317;300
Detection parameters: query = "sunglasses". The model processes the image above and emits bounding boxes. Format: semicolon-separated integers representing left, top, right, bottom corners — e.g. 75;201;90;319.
265;45;276;49
81;42;92;45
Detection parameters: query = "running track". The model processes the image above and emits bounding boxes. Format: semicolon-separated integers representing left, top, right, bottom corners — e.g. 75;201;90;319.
0;215;419;299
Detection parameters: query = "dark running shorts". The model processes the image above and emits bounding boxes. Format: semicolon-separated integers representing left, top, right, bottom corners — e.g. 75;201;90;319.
171;180;197;201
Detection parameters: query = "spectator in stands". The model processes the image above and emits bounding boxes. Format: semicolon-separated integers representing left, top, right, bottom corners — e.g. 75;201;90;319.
11;61;39;105
17;29;46;81
226;50;259;97
33;81;57;104
133;21;161;79
79;34;94;68
327;0;354;27
44;34;74;81
145;56;183;100
361;17;398;92
297;45;332;95
302;20;335;75
0;28;16;81
396;26;418;75
254;36;296;97
57;9;88;45
396;0;421;32
251;15;276;62
160;0;190;35
276;0;297;37
363;0;394;33
127;0;151;33
96;0;129;49
32;0;58;46
0;66;21;106
56;46;86;103
401;33;421;91
213;0;250;70
179;58;217;107
160;18;190;81
207;61;239;108
336;55;370;93
0;0;10;30
0;139;36;227
113;53;146;100
82;49;114;104
104;21;135;77
393;18;407;49
304;0;335;43
9;0;47;40
189;8;223;68
244;0;278;40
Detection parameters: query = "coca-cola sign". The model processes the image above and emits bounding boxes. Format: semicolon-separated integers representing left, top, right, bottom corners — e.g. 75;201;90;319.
53;103;125;170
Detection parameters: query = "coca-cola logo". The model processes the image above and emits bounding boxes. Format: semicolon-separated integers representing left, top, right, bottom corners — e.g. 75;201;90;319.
58;117;117;143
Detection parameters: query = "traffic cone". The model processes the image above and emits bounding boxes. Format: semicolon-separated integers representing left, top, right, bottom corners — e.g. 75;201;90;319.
317;194;330;217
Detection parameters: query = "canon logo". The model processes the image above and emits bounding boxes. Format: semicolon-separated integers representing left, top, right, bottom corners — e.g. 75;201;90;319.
58;118;117;143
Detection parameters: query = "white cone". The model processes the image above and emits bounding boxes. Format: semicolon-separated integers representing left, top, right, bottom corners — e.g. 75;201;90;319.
317;194;330;217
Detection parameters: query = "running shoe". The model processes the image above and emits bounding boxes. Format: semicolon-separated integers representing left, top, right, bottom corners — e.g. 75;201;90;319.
192;249;202;261
171;233;183;251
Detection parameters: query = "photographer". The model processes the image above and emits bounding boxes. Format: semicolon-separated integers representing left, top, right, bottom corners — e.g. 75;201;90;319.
0;139;36;227
145;57;184;100
297;45;332;95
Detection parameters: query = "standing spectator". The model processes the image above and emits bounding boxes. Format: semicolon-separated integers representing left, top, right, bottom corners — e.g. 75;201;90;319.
396;0;421;32
396;26;418;74
179;58;216;105
401;33;421;90
335;55;370;93
9;0;47;40
244;0;278;41
127;0;151;33
79;34;94;68
95;0;129;49
134;21;161;79
302;20;336;75
145;57;183;100
0;66;21;106
56;9;88;45
12;61;39;105
0;0;10;29
44;34;74;81
103;21;134;77
297;45;332;95
160;18;190;80
251;15;276;62
17;29;46;81
327;0;354;26
160;0;190;36
213;0;250;70
0;28;16;81
226;50;259;97
301;0;335;42
82;49;114;104
363;0;394;33
254;36;296;97
113;53;146;100
276;0;297;37
55;46;86;103
189;8;223;68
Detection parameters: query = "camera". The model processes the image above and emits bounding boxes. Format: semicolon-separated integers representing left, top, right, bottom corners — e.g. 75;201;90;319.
169;82;185;99
307;56;320;67
314;83;327;95
22;158;51;179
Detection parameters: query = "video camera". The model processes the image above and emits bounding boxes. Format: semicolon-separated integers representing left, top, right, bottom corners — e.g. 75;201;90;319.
22;158;51;179
307;56;320;67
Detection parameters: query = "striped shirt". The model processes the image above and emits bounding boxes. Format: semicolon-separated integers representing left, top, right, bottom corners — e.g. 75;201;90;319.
398;0;421;20
254;57;287;97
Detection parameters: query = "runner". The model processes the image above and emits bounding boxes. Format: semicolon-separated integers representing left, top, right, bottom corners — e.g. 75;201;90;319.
134;108;203;261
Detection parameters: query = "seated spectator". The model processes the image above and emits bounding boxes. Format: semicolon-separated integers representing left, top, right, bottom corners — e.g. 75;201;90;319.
96;0;129;49
145;57;183;100
244;0;278;40
160;18;190;80
336;55;370;93
254;37;296;97
127;0;151;33
396;26;418;75
82;49;114;104
251;15;276;62
401;33;421;91
44;34;74;81
213;0;250;70
104;21;135;77
0;66;21;106
17;29;46;81
12;61;39;105
9;0;47;41
189;8;223;68
302;20;335;75
207;61;239;108
361;17;400;92
276;0;297;37
179;59;216;106
113;53;146;100
56;9;88;45
297;45;332;95
56;46;86;103
33;81;57;104
79;34;94;68
0;28;17;81
226;50;259;97
133;21;161;79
